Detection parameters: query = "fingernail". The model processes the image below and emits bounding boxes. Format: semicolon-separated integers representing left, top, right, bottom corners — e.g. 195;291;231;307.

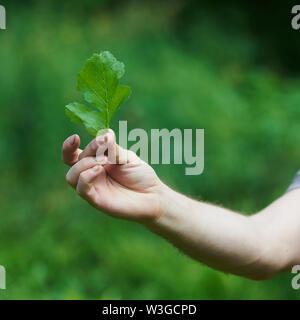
96;135;105;145
69;134;76;145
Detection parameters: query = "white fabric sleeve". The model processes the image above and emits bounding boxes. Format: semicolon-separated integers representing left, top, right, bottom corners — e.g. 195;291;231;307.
286;170;300;193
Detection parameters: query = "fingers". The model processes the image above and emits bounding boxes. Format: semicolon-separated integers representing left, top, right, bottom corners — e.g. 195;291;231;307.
94;129;138;165
74;129;138;165
76;165;105;200
66;156;106;188
62;134;82;166
78;129;114;161
78;137;101;161
96;129;116;163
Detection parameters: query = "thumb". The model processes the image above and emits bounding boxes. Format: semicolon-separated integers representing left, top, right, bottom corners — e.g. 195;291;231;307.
62;134;82;166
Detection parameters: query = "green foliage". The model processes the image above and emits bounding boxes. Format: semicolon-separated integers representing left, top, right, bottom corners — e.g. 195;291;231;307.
66;51;131;135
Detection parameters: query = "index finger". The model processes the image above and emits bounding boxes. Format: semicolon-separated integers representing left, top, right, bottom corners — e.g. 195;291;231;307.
78;129;115;161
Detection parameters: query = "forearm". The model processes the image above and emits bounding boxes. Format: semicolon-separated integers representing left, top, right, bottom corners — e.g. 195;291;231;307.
145;184;287;280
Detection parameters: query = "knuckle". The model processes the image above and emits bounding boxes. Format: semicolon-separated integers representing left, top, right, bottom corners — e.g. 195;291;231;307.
80;157;95;169
79;171;89;184
80;157;90;167
65;172;72;185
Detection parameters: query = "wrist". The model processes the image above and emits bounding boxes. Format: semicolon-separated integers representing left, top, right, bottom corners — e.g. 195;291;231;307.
142;182;186;231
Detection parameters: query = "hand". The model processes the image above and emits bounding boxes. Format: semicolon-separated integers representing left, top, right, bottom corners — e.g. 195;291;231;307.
62;130;164;222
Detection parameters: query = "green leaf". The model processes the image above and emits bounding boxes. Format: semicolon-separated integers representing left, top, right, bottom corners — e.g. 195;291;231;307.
109;85;131;119
65;102;105;136
65;51;131;135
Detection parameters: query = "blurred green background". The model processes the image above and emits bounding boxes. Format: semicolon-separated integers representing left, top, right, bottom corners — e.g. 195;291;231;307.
1;0;300;299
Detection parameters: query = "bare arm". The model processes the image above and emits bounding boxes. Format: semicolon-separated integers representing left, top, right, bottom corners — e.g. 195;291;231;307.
146;185;299;280
62;131;300;280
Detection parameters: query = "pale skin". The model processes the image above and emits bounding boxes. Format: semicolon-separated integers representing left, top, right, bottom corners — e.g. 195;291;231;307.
62;130;300;280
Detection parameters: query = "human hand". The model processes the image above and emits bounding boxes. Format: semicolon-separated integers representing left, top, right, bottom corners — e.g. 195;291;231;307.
62;130;164;223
